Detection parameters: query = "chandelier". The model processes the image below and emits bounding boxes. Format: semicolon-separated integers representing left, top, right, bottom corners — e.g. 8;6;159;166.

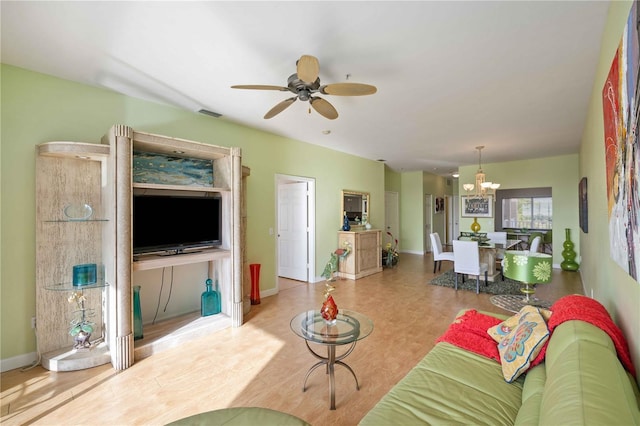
463;146;500;198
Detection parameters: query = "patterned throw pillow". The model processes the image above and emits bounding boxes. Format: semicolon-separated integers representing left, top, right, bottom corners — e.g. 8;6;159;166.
487;306;552;343
497;307;550;382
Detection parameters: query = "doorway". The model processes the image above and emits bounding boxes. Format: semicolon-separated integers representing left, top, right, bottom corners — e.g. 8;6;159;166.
424;194;434;253
445;194;459;244
276;175;316;286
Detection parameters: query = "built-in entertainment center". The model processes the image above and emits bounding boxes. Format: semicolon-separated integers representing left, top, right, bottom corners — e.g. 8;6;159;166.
35;125;246;371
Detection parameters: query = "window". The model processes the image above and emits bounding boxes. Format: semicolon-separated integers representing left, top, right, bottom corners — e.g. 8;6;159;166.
502;197;552;230
494;187;552;231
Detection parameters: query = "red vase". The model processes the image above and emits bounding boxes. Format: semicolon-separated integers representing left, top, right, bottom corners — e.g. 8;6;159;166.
250;263;261;305
321;295;338;324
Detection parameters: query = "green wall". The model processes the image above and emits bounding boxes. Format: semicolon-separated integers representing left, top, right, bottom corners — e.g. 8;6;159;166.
0;64;384;362
384;165;401;193
458;154;579;266
579;0;639;380
399;172;424;252
392;170;452;254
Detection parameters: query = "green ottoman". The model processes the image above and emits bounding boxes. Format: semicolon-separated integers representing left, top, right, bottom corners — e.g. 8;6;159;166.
166;407;310;426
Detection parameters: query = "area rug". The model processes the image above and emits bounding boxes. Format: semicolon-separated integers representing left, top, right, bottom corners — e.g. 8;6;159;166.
489;294;552;313
429;270;524;295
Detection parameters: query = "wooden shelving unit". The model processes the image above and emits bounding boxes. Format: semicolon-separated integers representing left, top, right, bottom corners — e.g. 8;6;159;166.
107;125;243;370
36;141;114;371
35;126;244;371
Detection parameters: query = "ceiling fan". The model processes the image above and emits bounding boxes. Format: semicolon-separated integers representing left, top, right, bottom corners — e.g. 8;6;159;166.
231;54;377;120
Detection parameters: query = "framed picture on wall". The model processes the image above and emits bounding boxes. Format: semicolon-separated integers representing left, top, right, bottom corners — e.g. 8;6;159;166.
579;177;588;233
434;197;444;213
461;195;493;218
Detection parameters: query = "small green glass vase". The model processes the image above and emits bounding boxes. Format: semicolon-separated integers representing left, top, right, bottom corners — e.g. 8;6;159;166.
561;228;579;271
471;218;481;233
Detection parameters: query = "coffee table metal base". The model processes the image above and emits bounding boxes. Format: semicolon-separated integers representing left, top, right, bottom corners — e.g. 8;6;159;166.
302;340;359;410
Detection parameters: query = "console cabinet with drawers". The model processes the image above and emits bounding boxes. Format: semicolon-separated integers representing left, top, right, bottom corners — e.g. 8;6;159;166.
337;230;382;280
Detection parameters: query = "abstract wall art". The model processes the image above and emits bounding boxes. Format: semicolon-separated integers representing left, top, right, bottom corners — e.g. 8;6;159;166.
601;0;639;282
579;177;588;234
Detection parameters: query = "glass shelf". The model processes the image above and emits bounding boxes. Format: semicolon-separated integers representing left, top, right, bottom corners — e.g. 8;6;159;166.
45;281;109;291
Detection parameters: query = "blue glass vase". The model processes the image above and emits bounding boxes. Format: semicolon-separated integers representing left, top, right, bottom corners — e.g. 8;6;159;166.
342;211;351;231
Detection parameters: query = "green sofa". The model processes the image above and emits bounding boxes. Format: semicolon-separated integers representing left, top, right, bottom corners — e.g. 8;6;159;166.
360;310;640;425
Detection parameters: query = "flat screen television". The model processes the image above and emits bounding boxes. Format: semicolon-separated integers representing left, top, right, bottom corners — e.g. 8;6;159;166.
133;193;222;255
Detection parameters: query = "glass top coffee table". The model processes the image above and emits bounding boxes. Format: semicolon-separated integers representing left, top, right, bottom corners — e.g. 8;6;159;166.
290;309;373;410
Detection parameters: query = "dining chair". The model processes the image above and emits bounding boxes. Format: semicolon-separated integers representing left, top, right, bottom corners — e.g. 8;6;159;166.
543;230;553;254
486;232;507;280
527;232;544;251
452;240;489;294
529;236;542;253
430;232;455;273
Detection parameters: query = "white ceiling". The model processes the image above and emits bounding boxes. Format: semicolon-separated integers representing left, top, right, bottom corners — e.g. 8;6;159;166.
1;1;610;175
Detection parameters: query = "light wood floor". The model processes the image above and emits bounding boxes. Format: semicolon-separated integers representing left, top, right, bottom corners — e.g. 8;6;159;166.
1;253;583;425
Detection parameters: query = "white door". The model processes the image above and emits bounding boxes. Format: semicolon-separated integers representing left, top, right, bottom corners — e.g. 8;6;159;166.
277;182;308;281
384;191;399;247
424;194;433;252
451;196;459;244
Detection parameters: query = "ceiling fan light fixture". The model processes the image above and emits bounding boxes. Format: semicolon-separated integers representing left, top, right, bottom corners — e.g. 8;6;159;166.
231;54;376;119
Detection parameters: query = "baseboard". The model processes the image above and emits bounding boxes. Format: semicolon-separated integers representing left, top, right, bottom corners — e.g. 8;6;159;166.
1;352;38;373
402;249;424;255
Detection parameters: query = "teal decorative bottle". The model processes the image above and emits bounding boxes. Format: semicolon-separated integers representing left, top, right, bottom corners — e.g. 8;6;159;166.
133;285;143;340
561;228;579;271
201;278;220;316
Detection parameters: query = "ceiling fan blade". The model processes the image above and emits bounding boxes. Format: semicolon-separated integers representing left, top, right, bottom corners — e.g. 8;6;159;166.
321;82;377;96
231;85;289;91
264;97;297;119
297;55;320;84
310;97;338;120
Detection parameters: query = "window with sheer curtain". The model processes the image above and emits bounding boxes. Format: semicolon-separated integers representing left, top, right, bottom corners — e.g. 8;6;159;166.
494;187;552;231
501;197;552;230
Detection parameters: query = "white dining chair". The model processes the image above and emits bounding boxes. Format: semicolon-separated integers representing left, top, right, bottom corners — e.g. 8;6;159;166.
430;232;455;273
486;231;507;280
452;240;489;294
486;232;507;246
529;236;542;253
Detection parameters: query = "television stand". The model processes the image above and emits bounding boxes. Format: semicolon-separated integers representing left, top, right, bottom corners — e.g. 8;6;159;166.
132;248;231;272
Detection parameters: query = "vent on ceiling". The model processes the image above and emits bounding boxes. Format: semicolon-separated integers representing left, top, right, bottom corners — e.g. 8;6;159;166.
198;109;222;118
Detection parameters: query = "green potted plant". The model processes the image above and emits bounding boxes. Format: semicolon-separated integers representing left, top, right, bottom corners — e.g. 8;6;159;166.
383;231;399;267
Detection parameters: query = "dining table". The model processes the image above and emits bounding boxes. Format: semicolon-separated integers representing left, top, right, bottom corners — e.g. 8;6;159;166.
457;236;520;282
